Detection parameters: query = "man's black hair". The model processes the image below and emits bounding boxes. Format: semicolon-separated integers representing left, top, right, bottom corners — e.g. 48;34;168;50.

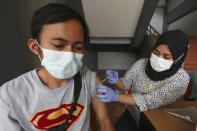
31;3;89;47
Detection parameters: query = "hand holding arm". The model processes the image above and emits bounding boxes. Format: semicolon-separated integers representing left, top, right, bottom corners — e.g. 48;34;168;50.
96;85;137;106
96;85;119;102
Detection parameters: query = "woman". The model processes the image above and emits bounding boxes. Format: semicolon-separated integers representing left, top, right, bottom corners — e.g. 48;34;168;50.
96;30;190;129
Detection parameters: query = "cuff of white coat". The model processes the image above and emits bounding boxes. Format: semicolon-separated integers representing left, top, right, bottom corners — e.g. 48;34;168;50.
132;94;148;112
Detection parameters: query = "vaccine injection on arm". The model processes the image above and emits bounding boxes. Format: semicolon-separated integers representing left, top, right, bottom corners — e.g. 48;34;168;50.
96;70;136;105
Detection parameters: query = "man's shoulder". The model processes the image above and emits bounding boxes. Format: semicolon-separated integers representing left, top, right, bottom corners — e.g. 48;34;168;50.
0;69;36;94
80;66;96;80
80;66;97;98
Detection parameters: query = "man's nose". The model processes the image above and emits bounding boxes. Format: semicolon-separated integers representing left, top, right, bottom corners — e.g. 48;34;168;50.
65;45;73;52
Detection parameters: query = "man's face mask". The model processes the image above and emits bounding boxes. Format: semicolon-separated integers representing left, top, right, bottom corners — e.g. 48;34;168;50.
36;40;84;79
150;53;173;72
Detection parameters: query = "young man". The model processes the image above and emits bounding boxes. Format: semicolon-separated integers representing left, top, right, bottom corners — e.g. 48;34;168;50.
0;3;114;131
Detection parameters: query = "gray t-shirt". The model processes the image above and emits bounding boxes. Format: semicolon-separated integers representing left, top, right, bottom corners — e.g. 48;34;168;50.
0;67;96;131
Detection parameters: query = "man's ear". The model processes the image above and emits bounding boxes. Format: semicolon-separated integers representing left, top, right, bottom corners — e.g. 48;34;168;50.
28;38;42;58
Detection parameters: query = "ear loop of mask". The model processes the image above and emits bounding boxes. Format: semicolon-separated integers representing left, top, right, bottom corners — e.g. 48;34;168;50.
173;44;189;65
173;53;184;65
35;39;42;61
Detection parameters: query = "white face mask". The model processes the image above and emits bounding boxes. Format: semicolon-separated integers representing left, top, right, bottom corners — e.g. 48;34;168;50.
150;53;173;72
36;40;84;79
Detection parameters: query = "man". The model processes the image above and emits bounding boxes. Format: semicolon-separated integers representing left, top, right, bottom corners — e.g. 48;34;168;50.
0;3;114;131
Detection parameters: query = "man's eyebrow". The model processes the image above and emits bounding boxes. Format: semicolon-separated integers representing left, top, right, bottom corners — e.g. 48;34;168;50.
51;37;68;43
74;41;85;45
51;38;84;45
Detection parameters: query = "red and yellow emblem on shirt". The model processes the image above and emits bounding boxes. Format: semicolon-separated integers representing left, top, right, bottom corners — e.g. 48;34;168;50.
29;103;85;130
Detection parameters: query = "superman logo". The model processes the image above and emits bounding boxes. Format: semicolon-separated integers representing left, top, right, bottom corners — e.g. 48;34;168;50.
29;103;85;130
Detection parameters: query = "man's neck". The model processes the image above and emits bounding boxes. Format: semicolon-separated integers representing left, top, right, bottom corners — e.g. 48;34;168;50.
37;67;69;89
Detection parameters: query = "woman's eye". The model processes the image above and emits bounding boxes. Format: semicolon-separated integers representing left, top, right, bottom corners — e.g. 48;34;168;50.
153;51;159;55
164;56;172;60
156;52;159;55
165;57;172;60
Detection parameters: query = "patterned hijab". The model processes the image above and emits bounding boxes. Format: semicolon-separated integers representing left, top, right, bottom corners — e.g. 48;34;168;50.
145;30;189;81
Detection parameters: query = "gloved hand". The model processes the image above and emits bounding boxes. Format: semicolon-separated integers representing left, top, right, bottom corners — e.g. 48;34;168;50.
96;85;119;102
105;70;119;84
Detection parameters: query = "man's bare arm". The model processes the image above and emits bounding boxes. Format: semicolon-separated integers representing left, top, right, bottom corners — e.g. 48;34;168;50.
91;76;114;131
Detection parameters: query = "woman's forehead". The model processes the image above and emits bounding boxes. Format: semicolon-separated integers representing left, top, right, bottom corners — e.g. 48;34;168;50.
154;44;172;55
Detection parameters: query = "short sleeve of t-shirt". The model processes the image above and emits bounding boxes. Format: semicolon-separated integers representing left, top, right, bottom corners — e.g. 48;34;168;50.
81;67;97;98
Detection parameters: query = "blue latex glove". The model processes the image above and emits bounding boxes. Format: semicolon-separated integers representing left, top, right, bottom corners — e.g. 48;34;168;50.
96;85;118;102
105;70;118;84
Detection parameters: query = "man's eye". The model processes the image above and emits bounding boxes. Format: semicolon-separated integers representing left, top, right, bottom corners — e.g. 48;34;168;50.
55;45;64;48
75;47;83;50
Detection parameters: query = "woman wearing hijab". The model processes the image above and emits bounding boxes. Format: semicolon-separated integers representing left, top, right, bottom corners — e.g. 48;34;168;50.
96;30;190;129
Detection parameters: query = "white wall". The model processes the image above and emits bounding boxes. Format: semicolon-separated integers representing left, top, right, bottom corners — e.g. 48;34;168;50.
150;8;163;34
82;0;144;37
98;52;140;70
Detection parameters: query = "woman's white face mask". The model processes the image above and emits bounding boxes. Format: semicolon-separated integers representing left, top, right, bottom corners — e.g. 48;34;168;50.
36;40;84;79
150;53;173;72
